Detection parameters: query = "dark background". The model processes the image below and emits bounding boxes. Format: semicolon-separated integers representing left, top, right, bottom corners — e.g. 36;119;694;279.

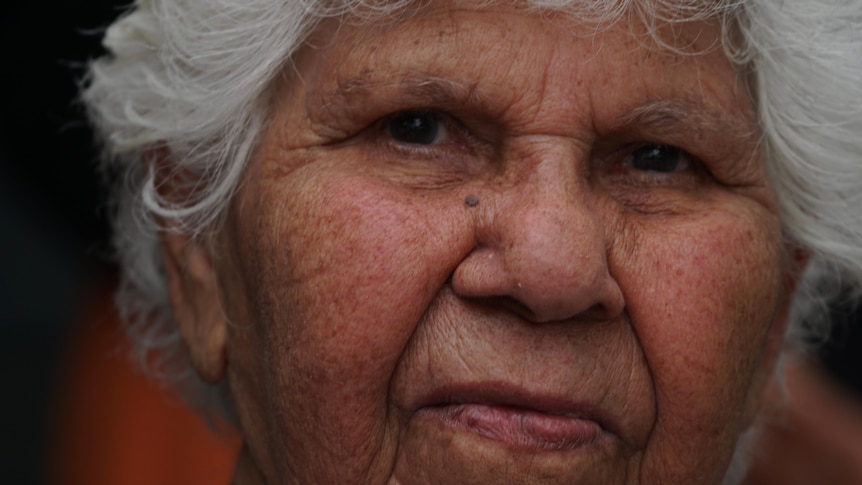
2;2;122;483
2;3;860;484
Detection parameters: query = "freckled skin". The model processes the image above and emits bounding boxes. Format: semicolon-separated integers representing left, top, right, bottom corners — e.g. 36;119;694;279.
167;3;798;485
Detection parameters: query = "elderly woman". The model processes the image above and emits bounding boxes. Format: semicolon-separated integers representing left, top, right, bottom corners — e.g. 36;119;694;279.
82;0;862;483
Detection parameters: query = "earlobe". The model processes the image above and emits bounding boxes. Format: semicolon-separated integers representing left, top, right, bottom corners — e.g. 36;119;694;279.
744;247;810;424
767;247;810;359
160;227;229;384
147;146;229;384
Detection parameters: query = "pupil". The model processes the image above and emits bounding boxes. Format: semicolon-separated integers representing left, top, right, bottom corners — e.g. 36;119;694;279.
388;111;439;145
632;145;680;173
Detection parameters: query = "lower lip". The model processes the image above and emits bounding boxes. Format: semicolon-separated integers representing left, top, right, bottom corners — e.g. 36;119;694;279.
425;403;603;451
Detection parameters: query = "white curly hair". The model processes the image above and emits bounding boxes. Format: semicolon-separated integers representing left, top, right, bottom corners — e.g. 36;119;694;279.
82;0;862;469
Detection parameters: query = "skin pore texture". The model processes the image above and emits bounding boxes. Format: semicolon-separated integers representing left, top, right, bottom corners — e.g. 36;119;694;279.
161;3;799;484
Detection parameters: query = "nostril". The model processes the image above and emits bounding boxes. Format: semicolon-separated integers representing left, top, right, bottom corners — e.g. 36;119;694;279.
465;295;619;325
450;244;625;323
582;302;623;322
471;295;537;321
508;274;625;323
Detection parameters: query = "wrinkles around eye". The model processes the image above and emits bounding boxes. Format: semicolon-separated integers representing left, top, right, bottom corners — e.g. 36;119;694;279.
372;109;482;161
596;141;706;189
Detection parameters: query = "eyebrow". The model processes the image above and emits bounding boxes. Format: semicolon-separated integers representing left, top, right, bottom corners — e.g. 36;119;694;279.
326;70;485;109
322;71;758;145
615;98;759;145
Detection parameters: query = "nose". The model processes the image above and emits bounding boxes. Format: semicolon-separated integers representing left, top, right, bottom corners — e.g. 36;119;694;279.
451;146;624;323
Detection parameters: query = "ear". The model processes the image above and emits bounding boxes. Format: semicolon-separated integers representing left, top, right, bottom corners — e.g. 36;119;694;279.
769;247;811;354
146;146;229;383
160;228;228;383
745;247;810;421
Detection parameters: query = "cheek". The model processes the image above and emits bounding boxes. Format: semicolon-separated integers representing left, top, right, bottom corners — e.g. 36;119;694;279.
263;174;466;356
231;170;473;477
614;210;783;482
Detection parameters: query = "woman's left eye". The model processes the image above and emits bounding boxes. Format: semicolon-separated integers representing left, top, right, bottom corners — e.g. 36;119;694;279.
384;110;448;145
626;144;691;173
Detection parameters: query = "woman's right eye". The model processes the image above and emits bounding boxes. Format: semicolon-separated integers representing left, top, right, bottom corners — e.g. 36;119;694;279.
384;110;448;145
626;144;691;174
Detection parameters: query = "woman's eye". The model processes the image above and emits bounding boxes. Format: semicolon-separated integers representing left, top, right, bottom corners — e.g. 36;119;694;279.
385;110;446;145
627;144;690;173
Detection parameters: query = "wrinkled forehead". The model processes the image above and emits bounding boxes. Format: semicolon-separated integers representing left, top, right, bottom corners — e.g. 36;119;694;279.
289;0;754;131
322;0;739;23
302;0;746;87
315;0;742;47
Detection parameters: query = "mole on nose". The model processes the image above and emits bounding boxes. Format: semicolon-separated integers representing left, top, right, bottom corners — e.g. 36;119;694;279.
465;194;479;207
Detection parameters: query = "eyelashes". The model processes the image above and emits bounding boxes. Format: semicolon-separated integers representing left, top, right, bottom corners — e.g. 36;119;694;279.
371;108;704;184
384;110;449;146
372;109;481;164
625;144;692;174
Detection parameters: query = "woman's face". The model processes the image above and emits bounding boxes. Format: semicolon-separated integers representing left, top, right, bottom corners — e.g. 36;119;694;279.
173;3;796;484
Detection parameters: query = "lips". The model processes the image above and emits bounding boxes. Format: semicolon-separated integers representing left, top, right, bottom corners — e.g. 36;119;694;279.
414;383;614;451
